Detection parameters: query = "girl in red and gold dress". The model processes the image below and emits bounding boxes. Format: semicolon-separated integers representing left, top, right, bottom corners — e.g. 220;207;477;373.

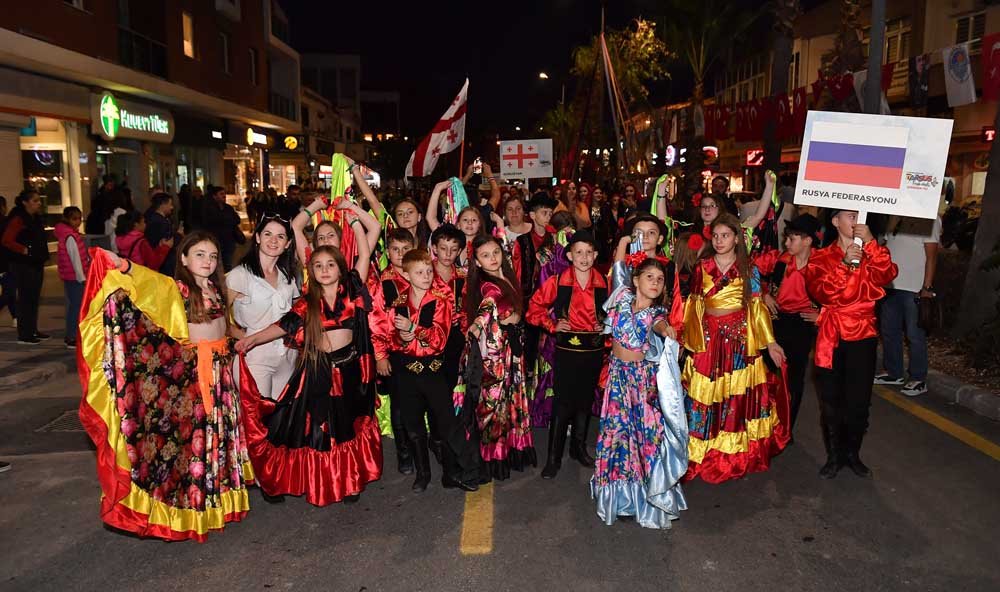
236;243;381;506
79;231;254;541
682;214;790;484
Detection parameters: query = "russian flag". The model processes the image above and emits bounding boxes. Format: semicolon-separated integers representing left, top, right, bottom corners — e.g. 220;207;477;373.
804;122;909;189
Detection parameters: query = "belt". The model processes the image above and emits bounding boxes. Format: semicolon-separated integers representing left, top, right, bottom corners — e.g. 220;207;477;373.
555;331;605;352
392;353;443;375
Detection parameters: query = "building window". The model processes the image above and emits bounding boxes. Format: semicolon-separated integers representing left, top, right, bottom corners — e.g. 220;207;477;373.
863;18;911;64
182;12;195;58
302;106;310;127
248;48;257;84
955;11;986;54
219;32;230;73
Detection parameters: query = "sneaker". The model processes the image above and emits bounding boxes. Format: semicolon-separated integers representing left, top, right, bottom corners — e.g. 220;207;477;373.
18;337;41;345
873;374;905;386
34;332;51;340
0;461;10;473
901;381;927;397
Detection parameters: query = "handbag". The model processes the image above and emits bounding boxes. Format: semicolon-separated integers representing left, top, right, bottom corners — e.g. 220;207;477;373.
916;294;941;334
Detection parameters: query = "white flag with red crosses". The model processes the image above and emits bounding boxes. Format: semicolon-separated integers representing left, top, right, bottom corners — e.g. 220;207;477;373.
498;139;553;181
405;79;468;178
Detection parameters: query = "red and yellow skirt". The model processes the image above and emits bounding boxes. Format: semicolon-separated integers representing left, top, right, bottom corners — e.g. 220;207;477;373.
682;309;790;484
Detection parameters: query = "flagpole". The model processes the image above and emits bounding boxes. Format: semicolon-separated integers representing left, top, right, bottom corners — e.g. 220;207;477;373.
459;78;468;176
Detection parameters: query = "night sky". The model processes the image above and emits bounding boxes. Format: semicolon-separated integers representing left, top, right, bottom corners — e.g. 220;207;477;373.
282;0;826;137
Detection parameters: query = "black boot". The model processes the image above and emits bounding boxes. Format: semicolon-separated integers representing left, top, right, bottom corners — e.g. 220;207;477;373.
568;412;595;468
391;410;413;475
818;421;843;479
845;429;873;478
541;415;569;479
440;446;479;492
410;436;432;492
260;489;285;504
428;438;444;467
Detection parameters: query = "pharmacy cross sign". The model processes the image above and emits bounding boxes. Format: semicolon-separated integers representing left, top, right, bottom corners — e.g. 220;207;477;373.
99;93;121;139
502;143;539;168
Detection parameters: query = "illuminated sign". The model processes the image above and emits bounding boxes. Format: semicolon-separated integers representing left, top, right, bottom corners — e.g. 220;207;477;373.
745;148;765;166
284;136;298;150
663;145;677;166
982;126;996;143
91;92;174;142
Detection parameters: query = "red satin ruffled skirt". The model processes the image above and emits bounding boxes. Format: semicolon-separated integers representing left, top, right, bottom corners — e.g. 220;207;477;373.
682;310;790;484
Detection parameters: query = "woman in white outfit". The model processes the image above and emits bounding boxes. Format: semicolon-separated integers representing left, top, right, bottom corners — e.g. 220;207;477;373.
227;214;299;399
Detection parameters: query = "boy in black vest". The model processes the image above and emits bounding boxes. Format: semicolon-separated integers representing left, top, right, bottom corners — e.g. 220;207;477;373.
527;231;608;478
512;192;558;385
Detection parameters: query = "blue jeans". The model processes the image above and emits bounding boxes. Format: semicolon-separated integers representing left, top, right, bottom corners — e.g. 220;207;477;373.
64;280;85;343
880;289;928;381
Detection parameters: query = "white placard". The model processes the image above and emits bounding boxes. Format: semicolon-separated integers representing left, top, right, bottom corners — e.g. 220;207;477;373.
793;111;953;220
499;139;553;181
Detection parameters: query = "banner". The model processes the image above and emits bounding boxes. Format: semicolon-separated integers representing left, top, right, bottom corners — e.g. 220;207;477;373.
942;43;977;107
982;33;1000;102
793;111;953;220
498;139;553;181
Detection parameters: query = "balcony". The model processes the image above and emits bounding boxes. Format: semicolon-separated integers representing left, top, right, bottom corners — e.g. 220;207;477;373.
269;92;296;122
118;27;167;79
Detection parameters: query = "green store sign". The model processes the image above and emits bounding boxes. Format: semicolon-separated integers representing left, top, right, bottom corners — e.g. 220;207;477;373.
91;92;175;143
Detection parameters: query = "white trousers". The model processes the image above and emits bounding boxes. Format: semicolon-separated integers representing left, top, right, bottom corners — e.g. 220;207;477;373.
240;341;298;400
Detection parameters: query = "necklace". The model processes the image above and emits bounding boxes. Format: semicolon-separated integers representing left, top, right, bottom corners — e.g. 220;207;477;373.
714;254;736;274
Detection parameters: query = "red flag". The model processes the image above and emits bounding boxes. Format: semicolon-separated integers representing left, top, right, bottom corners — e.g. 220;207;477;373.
812;70;826;104
747;99;762;140
773;93;791;140
982;33;1000;102
881;62;896;93
704;105;717;142
792;87;808;135
829;73;855;101
716;105;732;140
734;102;749;142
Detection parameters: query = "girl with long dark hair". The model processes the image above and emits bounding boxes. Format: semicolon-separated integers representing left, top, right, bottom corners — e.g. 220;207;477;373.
227;215;300;400
681;214;790;483
455;235;537;482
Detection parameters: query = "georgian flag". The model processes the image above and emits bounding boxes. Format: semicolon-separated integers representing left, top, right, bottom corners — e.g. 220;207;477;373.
405;79;469;178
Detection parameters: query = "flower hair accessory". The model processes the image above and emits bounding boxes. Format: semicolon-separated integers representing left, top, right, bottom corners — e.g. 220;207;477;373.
691;193;703;207
687;233;705;252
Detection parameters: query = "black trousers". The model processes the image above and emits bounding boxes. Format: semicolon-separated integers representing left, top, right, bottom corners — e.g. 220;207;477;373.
552;347;604;422
10;262;42;340
391;356;479;478
773;312;817;432
524;324;541;375
815;337;878;448
442;324;465;388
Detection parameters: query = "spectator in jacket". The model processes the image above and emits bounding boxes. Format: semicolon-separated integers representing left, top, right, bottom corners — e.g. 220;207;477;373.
0;195;14;325
115;210;172;271
1;190;49;344
53;207;90;348
145;192;179;276
201;185;244;270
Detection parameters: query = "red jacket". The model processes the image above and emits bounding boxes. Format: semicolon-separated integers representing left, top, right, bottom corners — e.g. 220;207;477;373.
803;240;897;368
116;230;170;271
378;286;453;358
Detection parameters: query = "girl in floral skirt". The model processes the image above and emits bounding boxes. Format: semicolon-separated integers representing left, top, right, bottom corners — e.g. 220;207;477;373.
79;231;254;542
591;258;689;529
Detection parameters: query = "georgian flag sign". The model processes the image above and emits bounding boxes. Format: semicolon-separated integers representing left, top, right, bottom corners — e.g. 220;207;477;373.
499;139;553;181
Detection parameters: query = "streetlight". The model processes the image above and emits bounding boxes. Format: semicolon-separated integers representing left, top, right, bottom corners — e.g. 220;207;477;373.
515;126;521;131
538;72;549;79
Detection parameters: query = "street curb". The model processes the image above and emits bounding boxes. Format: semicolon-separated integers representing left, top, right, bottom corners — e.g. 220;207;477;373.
926;368;1000;421
0;362;67;391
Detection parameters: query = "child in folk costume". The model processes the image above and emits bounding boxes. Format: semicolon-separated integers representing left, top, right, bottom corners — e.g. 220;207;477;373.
79;232;254;541
682;214;790;484
455;235;537;482
526;232;607;479
235;243;381;506
592;257;689;529
383;249;480;492
430;224;469;388
370;228;416;474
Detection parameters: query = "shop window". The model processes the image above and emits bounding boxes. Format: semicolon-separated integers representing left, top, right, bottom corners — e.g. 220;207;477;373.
955;11;986;54
182;12;195;58
219;32;230;73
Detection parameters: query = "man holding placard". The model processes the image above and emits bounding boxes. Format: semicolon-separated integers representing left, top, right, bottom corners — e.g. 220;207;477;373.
793;110;949;480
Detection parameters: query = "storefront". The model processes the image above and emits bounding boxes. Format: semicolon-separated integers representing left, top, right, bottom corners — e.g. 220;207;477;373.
224;122;271;203
268;133;307;194
171;115;226;193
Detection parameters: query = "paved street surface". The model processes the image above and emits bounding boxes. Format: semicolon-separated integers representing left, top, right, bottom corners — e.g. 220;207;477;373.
1;269;999;592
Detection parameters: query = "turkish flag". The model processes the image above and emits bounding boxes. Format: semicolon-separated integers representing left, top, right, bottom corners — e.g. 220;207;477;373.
773;93;790;140
792;87;808;135
829;73;856;102
812;70;826;104
704;105;717;142
982;33;1000;101
734;102;749;142
716;105;732;140
747;99;763;141
881;62;896;93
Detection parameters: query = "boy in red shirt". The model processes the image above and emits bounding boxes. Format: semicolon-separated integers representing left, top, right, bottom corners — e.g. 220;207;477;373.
430;224;467;387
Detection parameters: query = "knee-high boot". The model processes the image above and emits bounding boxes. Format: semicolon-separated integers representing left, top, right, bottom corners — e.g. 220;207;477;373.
391;402;413;475
845;427;872;478
410;436;431;492
541;415;569;479
568;412;595;468
818;419;843;479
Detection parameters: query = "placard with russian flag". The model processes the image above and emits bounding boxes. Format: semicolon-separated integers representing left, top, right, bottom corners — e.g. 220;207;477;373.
794;111;953;220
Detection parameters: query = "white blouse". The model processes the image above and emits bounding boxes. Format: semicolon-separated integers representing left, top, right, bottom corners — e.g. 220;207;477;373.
226;264;299;335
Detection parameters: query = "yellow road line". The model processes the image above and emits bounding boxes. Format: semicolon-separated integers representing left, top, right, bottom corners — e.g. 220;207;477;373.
875;386;1000;462
459;482;494;555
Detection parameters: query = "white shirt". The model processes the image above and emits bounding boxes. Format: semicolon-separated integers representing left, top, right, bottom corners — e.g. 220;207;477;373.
105;208;126;253
885;217;941;293
226;264;299;336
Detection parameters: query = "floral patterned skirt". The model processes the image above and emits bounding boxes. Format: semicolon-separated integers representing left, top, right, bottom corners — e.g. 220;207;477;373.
591;357;687;529
94;292;253;541
682;310;790;484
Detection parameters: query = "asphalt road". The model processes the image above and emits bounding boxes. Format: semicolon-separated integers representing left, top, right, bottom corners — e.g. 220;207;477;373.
2;364;999;592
